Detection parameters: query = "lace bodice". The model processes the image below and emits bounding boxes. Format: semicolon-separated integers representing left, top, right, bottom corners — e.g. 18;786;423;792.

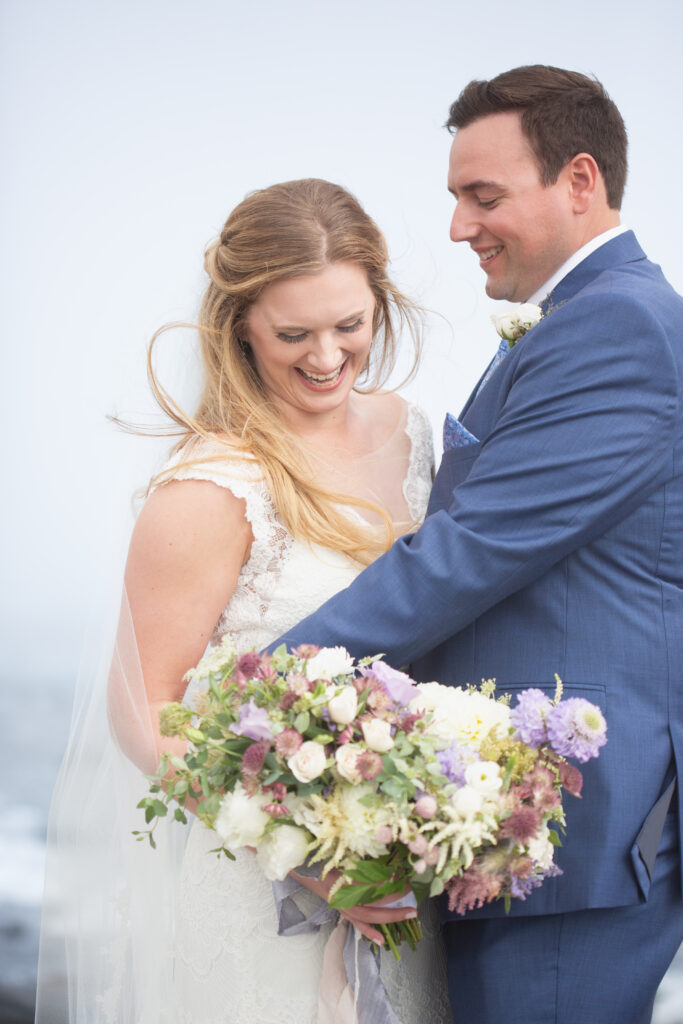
160;401;434;655
159;400;451;1024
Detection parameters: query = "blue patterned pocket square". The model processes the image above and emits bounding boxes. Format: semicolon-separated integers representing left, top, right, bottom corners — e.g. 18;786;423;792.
443;412;479;451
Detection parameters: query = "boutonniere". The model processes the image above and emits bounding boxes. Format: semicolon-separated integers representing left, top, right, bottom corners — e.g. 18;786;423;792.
491;303;544;349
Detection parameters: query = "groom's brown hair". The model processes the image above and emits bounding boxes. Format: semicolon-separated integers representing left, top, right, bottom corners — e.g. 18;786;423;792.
446;65;627;210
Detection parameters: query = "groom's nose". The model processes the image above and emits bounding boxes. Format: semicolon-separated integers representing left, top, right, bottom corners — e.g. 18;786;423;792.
449;203;477;243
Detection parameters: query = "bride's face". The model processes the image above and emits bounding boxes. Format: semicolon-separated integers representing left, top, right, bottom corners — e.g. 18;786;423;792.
244;261;376;424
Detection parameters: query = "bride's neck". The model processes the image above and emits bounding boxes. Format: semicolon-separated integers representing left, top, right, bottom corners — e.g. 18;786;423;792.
280;395;370;458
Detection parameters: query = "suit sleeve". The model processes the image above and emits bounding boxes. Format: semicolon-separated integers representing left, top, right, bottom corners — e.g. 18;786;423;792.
274;292;679;663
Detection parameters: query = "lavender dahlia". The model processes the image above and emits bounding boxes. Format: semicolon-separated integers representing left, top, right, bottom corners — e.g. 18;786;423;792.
510;688;553;747
546;698;607;763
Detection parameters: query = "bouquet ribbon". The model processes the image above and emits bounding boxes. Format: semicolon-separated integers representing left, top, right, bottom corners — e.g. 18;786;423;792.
273;878;412;1024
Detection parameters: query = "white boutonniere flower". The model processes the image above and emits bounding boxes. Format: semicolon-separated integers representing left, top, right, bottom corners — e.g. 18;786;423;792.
491;303;543;348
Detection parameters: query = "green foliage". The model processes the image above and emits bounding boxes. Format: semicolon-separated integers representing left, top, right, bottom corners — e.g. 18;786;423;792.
294;711;310;733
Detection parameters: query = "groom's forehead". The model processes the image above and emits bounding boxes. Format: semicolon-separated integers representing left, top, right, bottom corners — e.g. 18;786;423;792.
448;119;540;193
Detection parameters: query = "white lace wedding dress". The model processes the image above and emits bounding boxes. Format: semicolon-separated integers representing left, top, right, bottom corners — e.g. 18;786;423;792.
162;400;452;1024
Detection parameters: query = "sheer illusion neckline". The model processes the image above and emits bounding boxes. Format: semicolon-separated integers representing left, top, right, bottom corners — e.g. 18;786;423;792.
353;397;408;460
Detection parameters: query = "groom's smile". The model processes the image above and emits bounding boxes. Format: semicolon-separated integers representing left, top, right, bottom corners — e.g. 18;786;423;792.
447;111;578;303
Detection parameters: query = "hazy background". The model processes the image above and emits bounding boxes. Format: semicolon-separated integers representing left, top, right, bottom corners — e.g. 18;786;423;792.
2;0;682;1019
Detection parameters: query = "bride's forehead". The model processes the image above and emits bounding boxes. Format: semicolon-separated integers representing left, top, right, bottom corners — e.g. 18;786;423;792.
249;263;373;323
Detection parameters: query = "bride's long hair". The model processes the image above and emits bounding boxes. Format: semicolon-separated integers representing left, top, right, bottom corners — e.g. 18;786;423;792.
148;178;421;565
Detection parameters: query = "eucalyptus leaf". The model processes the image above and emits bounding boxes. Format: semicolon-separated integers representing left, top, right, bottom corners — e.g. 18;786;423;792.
294;711;310;733
429;876;444;897
345;861;391;883
329;884;379;909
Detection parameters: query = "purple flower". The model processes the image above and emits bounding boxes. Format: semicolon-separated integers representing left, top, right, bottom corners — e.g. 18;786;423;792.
231;698;273;741
356;750;383;781
546;699;607;763
241;740;270;776
235;651;264;680
436;742;469;786
499;807;542;843
360;661;420;706
509;874;543;900
511;862;562;901
510;689;553;747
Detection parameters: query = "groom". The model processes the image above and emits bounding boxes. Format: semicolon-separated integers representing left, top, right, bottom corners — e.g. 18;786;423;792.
277;66;683;1021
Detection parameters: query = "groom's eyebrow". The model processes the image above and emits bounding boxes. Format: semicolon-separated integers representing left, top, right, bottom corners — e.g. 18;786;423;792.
449;179;502;198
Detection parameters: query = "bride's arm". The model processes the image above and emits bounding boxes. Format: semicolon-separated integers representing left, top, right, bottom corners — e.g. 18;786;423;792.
113;478;253;778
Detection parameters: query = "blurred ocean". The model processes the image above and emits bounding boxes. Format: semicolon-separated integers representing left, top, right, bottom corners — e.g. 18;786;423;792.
3;677;683;1024
1;680;73;1023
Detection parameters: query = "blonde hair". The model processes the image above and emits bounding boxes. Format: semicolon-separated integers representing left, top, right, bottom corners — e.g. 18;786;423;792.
149;178;421;565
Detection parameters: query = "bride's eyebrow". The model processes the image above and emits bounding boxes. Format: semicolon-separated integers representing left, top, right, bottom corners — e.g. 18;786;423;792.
272;308;367;331
336;308;366;323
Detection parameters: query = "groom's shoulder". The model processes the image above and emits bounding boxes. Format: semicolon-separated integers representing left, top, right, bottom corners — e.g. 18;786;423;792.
577;235;682;309
551;246;683;339
520;268;680;384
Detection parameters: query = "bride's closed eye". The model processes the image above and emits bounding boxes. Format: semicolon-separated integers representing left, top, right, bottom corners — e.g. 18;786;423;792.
337;317;364;334
276;318;365;344
276;330;309;343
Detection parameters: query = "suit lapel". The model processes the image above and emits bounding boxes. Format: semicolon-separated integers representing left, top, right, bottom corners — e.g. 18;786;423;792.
458;231;647;421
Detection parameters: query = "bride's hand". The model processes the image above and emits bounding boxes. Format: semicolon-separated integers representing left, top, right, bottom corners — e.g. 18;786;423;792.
290;868;416;945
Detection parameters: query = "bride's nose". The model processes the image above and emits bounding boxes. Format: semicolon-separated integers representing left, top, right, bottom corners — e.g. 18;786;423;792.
306;332;343;373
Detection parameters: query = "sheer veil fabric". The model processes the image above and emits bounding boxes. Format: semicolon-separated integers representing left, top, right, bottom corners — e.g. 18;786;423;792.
35;587;187;1023
35;401;450;1023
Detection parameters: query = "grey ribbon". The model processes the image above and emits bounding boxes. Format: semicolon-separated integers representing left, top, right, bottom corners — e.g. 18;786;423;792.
341;924;403;1024
272;874;338;935
273;877;415;1024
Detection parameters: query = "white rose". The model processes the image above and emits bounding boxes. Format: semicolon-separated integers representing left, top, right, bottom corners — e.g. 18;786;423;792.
256;824;310;881
215;782;270;849
451;785;484;818
361;718;394;752
335;744;363;783
527;825;555;871
305;646;354;682
491;303;542;342
327;685;358;725
491;311;519;340
288;740;328;783
516;303;544;329
465;761;502;794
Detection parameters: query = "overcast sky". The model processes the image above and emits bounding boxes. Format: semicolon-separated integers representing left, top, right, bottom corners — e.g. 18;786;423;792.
2;0;682;685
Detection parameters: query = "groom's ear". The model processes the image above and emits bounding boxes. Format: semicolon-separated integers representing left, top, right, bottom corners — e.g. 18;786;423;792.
566;153;602;214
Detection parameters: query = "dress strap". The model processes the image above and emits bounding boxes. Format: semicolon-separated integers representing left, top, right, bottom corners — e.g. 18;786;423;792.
402;404;435;523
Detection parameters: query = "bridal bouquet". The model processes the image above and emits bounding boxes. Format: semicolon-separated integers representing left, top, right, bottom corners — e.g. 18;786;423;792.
137;640;606;956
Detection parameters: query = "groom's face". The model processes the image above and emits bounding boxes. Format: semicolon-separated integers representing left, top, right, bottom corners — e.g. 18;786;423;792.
447;111;576;302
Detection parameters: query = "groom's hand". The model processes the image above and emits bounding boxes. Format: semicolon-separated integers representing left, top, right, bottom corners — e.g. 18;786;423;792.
290;869;417;945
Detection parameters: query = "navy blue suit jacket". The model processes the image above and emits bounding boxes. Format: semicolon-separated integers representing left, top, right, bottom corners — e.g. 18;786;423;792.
276;232;683;916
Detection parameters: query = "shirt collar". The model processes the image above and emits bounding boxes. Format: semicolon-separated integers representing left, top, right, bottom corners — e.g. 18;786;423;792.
526;225;629;306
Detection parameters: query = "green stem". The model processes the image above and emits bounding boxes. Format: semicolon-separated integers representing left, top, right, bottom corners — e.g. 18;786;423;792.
379;924;402;962
398;920;417;952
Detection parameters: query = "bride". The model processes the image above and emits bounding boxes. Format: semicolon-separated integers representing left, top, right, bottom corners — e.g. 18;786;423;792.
37;178;451;1023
